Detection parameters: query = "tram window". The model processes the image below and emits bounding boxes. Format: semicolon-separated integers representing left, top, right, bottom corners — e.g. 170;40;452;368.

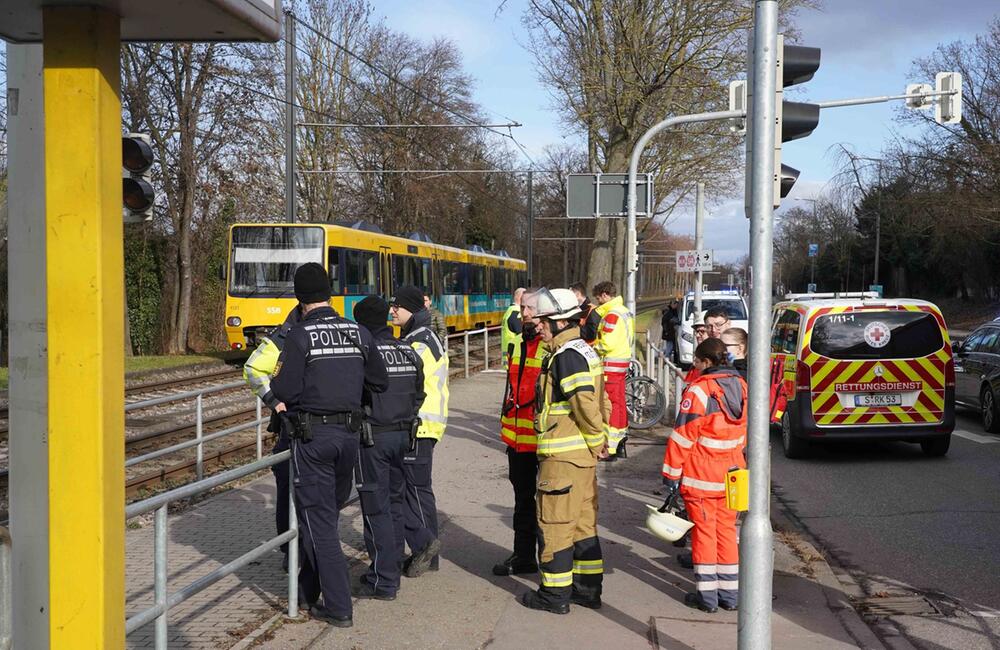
469;264;486;294
491;268;511;294
345;250;378;295
328;248;342;294
442;261;463;294
392;255;409;291
417;258;432;292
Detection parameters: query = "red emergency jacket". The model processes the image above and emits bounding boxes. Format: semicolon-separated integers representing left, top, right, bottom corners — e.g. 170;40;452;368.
662;367;747;498
500;336;547;452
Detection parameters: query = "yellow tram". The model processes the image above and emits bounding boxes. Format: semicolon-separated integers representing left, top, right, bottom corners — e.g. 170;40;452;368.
223;222;527;350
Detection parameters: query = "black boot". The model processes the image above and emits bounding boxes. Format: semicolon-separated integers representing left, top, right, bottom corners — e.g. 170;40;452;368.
519;590;569;615
684;592;718;614
492;552;539;576
570;591;602;609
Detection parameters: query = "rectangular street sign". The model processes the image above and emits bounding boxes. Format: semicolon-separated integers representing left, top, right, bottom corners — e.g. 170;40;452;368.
566;173;653;218
676;250;714;273
869;284;884;298
807;282;817;293
808;243;819;257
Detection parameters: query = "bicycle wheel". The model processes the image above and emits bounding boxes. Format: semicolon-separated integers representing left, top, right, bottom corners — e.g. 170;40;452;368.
626;376;666;429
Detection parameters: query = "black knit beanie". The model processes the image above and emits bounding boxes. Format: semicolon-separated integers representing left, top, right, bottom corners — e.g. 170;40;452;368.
294;262;331;303
354;295;390;332
391;285;425;314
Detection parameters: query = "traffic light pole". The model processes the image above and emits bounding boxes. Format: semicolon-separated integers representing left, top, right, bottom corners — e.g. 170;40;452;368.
625;109;744;316
741;3;778;648
284;10;297;223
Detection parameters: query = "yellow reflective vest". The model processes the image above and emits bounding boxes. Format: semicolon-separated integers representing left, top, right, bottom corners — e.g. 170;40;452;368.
500;304;522;368
534;327;611;464
405;324;449;440
243;307;300;407
594;295;634;374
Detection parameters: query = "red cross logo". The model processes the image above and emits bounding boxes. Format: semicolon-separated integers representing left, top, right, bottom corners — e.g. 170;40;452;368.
870;327;885;343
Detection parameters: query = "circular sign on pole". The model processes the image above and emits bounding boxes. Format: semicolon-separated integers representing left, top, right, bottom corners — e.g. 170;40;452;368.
864;321;891;348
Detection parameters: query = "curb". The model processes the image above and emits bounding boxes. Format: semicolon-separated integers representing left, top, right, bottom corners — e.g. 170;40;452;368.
771;499;907;650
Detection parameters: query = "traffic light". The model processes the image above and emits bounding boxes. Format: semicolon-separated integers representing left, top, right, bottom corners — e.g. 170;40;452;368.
773;35;821;206
122;133;155;222
934;72;962;125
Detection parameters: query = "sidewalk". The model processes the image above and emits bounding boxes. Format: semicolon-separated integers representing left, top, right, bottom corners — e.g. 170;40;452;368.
124;372;883;649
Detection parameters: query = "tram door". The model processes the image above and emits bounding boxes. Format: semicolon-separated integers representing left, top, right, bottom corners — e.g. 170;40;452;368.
379;246;392;300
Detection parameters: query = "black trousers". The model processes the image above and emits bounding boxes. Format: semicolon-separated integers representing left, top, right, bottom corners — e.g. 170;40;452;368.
507;446;539;559
291;425;357;618
272;432;290;552
402;438;438;556
356;430;408;594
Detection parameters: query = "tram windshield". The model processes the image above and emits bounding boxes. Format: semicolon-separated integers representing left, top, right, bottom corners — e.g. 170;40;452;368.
228;225;325;298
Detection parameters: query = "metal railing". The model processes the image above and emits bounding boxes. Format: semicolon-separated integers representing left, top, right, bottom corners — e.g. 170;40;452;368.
125;451;298;649
645;338;686;416
126;381;267;477
447;325;502;378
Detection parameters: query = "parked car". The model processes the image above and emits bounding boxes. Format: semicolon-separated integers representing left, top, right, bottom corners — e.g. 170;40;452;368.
953;318;1000;433
676;290;749;366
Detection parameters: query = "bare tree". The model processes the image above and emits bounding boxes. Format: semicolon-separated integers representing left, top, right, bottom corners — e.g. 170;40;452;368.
521;0;814;290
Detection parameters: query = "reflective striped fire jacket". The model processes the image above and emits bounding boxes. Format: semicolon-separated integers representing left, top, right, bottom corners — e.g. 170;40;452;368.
662;367;747;498
501;335;546;452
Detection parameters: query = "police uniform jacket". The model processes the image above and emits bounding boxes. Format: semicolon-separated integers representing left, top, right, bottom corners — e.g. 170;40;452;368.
366;325;426;429
271;306;388;414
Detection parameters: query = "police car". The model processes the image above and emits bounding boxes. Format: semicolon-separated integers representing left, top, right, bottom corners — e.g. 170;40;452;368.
676;289;749;366
770;292;955;458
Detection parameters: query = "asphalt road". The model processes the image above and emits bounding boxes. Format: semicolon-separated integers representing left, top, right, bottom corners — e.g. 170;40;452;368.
770;408;1000;647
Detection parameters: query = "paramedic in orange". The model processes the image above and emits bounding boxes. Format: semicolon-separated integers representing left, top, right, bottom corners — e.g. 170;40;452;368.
662;338;747;613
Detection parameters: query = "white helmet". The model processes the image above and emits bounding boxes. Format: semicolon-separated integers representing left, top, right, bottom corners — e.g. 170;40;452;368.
645;503;694;543
534;288;583;321
690;310;707;327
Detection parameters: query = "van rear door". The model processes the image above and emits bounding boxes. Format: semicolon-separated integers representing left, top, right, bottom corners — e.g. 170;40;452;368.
804;309;948;427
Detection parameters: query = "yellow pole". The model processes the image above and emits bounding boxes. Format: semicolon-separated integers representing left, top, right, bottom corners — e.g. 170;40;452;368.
43;7;125;647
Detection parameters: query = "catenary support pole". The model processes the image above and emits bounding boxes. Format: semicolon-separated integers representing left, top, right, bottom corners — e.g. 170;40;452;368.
43;7;126;646
739;2;778;648
527;171;534;284
284;11;297;223
694;182;705;314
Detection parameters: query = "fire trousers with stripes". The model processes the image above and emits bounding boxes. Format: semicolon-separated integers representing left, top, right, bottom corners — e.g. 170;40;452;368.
535;458;603;606
403;438;439;560
604;372;628;454
684;493;739;609
356;430;409;596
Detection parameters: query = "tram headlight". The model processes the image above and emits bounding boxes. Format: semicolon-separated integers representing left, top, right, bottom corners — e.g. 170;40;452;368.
227;316;242;327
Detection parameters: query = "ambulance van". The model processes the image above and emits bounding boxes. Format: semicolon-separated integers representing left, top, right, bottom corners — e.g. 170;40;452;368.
769;292;955;459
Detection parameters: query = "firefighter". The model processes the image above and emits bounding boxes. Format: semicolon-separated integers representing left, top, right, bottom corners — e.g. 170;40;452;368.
592;281;635;457
500;287;526;368
493;288;546;576
242;305;301;570
569;282;601;344
520;288;611;615
353;295;425;601
270;263;389;627
390;284;449;577
662;337;747;613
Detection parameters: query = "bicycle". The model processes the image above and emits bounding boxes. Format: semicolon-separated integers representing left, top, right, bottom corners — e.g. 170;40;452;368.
625;359;666;429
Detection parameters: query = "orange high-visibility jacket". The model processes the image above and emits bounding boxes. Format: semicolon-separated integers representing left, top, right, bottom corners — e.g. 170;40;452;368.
662;367;747;498
501;336;547;452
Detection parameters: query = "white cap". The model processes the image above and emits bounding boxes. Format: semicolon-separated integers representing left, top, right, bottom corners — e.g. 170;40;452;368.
691;310;707;327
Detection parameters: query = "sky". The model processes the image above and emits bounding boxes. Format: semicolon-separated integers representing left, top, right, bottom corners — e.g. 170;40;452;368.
368;0;1000;262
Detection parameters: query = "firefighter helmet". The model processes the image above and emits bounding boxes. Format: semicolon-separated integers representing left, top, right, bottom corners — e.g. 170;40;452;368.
534;288;583;321
645;504;694;543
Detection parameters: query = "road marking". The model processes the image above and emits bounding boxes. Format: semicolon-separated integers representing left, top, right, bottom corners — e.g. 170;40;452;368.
953;429;1000;444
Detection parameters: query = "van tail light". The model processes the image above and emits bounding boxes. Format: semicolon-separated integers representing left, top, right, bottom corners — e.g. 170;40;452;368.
796;360;812;392
945;358;955;388
231;342;243;350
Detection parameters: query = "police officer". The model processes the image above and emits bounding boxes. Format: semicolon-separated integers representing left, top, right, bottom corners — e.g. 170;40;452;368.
390;285;449;578
271;263;388;627
521;288;611;615
242;305;301;570
352;295;425;601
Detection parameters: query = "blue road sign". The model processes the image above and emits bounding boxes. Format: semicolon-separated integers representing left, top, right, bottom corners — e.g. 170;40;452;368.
869;284;883;298
807;283;817;293
807;243;819;257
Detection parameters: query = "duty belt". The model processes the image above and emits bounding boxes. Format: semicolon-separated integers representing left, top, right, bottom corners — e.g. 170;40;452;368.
370;420;416;434
306;412;352;425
